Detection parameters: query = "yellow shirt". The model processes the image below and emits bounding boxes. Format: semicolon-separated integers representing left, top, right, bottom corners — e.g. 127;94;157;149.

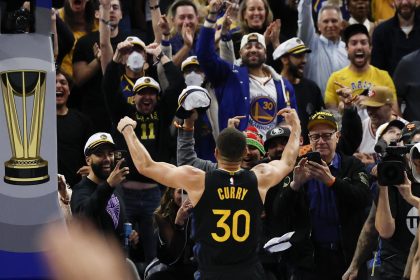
324;65;396;107
58;8;99;78
371;0;395;22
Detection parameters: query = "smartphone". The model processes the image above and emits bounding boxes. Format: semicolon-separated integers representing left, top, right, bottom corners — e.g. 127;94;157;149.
306;151;322;164
114;150;128;168
181;189;188;204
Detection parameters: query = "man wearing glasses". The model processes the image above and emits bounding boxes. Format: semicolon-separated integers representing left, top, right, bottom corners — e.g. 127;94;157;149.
286;111;371;279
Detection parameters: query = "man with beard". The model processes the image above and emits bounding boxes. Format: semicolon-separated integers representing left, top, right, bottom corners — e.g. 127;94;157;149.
273;37;325;144
71;132;131;243
196;0;297;138
324;24;399;116
371;0;420;75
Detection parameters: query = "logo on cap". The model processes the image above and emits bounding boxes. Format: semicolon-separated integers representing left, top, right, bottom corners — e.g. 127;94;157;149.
100;134;108;140
296;38;302;44
270;128;284;135
407;123;417;131
248;34;258;42
144;78;150;83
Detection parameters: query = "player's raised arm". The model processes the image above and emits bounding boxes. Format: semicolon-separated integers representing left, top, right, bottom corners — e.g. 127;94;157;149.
252;108;301;193
118;117;205;203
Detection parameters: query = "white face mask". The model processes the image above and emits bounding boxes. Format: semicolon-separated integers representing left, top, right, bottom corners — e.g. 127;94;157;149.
184;71;204;86
127;51;145;73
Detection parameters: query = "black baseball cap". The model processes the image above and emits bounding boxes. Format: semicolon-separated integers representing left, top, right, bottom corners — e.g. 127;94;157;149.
264;127;291;150
343;24;370;45
307;111;338;131
401;121;420;143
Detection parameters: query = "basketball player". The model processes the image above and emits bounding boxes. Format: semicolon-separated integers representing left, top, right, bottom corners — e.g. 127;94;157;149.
117;108;301;280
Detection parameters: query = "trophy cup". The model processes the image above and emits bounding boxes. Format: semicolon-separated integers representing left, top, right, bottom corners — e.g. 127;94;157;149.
1;70;49;185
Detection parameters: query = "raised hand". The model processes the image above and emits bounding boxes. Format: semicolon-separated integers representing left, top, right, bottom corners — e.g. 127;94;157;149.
305;159;335;186
113;40;133;64
277;108;300;129
106;159;129;187
227;115;245;128
158;14;170;36
175;198;193;226
291;158;310;191
182;22;194;47
117;116;137;133
145;42;163;57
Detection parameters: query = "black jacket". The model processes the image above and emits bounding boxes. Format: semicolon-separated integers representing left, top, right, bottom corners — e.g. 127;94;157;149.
71;177;126;243
273;153;371;270
371;11;420;75
103;60;184;182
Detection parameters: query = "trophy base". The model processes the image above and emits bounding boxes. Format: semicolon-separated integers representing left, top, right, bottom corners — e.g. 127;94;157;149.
4;158;49;185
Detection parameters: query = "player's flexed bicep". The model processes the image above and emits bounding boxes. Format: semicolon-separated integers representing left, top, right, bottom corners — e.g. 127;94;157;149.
252;162;290;203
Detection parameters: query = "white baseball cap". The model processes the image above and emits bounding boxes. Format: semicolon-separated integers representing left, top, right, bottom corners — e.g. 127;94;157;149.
125;36;146;50
273;37;311;60
84;133;116;156
176;85;211;118
133;77;161;93
240;33;266;50
181;56;200;72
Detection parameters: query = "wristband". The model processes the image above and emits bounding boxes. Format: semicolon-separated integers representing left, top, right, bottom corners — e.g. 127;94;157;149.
205;17;217;24
121;124;134;133
156;51;164;61
100;18;110;25
174;121;194;131
149;4;159;10
325;177;336;187
161;39;171;46
221;33;232;42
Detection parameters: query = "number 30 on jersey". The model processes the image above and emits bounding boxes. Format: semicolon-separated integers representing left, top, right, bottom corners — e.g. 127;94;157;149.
211;209;250;242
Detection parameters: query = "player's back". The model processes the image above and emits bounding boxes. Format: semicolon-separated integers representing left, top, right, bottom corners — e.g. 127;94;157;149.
192;168;263;272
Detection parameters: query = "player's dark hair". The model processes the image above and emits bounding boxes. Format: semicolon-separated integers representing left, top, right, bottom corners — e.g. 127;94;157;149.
216;128;246;162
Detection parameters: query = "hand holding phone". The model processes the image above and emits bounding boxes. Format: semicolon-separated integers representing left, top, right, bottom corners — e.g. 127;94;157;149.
305;151;322;164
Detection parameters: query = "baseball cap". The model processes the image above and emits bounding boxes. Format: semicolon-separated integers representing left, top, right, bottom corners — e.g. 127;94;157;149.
181;56;200;72
401;121;420;143
272;37;311;60
84;133;116;156
307;111;338;131
245;126;265;155
264;127;291;150
374;119;406;143
359;86;395;107
343;24;370;45
133;77;161;93
240;33;266;50
125;36;146;50
176;85;211;119
409;143;420;183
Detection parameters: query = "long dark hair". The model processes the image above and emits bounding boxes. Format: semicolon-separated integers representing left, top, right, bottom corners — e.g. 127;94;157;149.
155;188;179;223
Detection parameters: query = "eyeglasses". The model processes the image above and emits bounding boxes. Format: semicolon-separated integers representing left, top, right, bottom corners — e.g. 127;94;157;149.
308;132;335;142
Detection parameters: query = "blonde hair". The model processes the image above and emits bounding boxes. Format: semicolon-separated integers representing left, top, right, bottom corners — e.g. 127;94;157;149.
239;0;274;34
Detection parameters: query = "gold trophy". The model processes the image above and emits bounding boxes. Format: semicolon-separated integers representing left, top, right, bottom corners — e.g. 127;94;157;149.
1;70;49;185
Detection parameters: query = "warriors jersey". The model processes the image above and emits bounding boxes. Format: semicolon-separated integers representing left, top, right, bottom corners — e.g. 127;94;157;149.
192;169;263;270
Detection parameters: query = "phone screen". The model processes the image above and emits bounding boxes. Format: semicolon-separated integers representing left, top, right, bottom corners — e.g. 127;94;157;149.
306;152;322;164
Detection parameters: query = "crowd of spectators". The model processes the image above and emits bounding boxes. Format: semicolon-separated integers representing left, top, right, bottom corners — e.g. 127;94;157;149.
8;0;420;278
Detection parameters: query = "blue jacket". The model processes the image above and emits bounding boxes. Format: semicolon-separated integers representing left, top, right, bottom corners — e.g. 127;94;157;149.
196;26;297;131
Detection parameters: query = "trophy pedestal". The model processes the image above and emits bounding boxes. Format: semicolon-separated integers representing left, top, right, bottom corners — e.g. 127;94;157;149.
4;158;49;185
